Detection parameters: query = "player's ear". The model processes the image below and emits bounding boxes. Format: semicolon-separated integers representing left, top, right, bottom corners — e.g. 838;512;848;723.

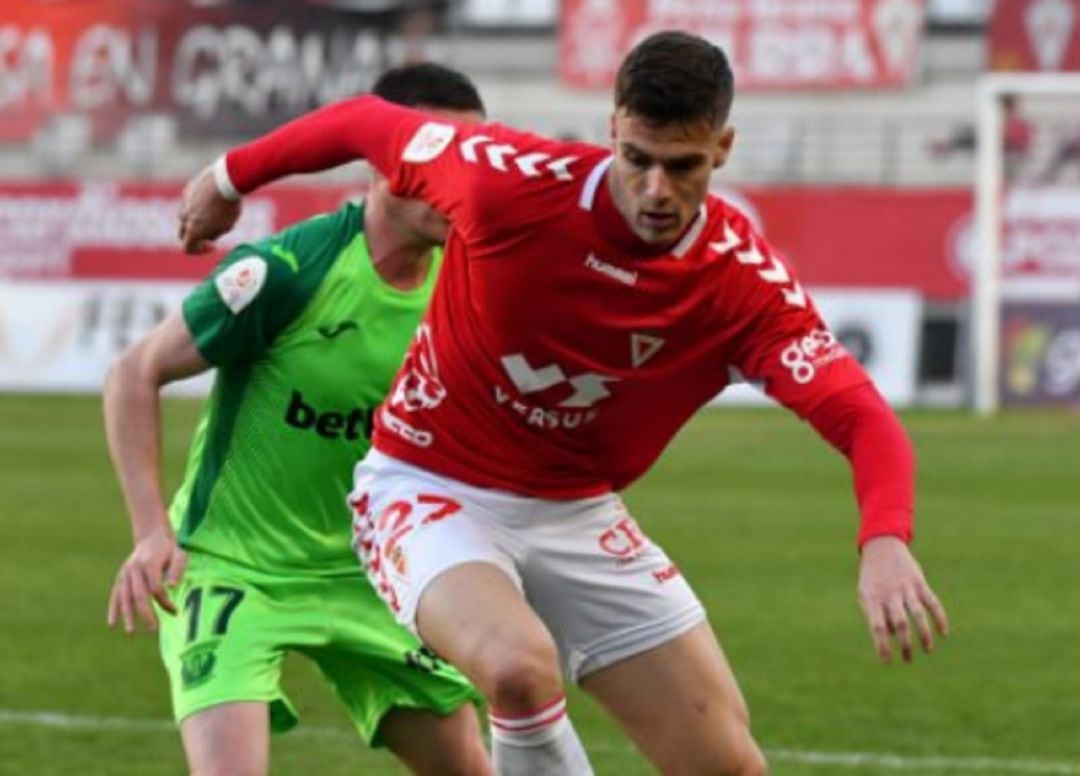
713;124;736;169
609;112;617;145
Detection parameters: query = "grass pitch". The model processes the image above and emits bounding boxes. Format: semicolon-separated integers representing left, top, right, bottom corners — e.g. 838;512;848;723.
0;394;1077;775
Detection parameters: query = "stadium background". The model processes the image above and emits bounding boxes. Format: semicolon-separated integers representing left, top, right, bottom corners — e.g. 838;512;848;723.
1;1;1078;773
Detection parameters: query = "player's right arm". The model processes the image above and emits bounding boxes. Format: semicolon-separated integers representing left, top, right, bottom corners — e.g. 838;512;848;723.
104;313;209;634
179;95;465;254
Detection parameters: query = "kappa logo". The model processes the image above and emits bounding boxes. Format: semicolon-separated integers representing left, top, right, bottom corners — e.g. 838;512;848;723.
459;135;578;181
269;243;299;273
317;320;358;340
402;122;457;163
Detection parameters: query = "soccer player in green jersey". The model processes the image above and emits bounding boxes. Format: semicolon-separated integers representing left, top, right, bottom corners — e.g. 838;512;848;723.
104;64;491;776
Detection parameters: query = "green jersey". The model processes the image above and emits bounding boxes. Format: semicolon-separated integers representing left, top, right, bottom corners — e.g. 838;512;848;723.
169;203;439;576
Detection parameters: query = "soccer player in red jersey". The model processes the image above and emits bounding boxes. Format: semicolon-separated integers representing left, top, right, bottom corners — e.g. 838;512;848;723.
179;33;949;776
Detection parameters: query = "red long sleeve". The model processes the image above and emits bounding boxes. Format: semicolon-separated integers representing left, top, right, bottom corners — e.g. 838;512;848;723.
807;383;915;548
224;95;417;194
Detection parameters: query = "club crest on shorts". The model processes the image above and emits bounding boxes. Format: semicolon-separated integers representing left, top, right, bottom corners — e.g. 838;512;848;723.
180;641;220;689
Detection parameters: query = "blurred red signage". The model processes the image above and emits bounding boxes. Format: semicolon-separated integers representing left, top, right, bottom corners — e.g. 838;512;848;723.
0;181;356;280
559;0;927;90
4;182;1079;302
0;0;427;142
989;0;1080;72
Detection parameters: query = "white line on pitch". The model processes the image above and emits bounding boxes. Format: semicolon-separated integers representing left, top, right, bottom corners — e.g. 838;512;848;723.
766;747;1080;774
2;708;1080;774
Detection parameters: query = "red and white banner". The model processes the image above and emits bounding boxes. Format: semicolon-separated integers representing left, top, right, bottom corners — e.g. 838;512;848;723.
988;0;1080;72
559;0;927;90
3;182;1079;301
0;181;357;281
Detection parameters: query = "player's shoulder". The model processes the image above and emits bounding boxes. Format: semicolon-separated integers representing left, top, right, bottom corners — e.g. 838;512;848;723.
208;201;362;315
693;191;785;269
415;115;610;189
252;200;362;266
699;191;765;249
696;191;810;311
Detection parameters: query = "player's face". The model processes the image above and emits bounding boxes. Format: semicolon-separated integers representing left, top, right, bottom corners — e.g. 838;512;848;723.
381;106;485;244
608;108;735;247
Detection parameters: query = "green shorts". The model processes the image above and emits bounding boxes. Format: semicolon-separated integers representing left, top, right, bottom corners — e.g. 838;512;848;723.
157;553;481;746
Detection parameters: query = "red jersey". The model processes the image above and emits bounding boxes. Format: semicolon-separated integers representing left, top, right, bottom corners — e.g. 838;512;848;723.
271;97;868;497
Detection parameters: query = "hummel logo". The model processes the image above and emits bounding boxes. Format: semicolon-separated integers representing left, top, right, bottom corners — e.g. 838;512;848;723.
318;321;358;340
585;253;637;286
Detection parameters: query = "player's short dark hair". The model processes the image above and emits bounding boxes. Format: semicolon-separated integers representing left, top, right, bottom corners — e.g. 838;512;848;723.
615;31;734;128
373;62;486;116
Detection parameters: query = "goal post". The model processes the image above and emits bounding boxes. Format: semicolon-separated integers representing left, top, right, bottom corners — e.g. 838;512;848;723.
973;72;1080;415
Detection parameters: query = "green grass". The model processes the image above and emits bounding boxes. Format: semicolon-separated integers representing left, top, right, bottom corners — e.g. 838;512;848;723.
1;394;1078;775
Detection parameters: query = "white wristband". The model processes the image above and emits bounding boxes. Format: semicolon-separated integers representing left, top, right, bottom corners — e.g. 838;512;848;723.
212;154;241;202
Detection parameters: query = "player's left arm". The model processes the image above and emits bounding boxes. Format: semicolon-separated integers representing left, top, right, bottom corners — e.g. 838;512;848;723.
725;227;948;664
806;384;949;664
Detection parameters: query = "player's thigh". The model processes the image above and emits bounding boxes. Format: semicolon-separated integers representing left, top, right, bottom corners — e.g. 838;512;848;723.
157;555;298;734
522;495;706;683
180;701;269;776
354;455;548;656
350;453;558;690
581;623;765;775
350;452;521;631
379;705;491;776
306;574;485;752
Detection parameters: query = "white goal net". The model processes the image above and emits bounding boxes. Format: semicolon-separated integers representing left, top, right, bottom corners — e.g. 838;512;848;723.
972;73;1080;414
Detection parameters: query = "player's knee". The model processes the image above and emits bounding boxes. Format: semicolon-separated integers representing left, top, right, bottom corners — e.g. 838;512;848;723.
476;637;562;712
658;703;764;776
716;723;768;776
721;707;766;776
730;745;769;776
679;742;767;776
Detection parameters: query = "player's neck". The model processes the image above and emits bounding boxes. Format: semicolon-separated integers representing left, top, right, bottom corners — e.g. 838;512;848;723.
599;172;678;256
363;204;435;291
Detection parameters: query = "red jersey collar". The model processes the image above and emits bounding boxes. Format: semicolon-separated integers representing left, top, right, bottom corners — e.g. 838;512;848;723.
578;155;708;259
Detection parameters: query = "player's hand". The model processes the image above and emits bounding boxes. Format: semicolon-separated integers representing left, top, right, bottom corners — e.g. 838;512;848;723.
177;164;241;254
107;527;188;634
857;536;949;664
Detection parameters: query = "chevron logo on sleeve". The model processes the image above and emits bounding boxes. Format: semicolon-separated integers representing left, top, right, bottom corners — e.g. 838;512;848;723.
459;135;577;181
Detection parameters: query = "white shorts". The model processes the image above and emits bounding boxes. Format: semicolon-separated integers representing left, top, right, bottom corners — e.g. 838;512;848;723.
349;450;706;683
